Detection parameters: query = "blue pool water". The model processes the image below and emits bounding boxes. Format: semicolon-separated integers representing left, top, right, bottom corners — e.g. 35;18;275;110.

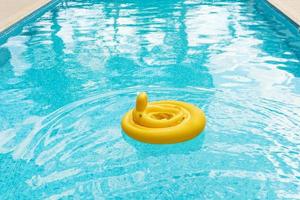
1;0;300;199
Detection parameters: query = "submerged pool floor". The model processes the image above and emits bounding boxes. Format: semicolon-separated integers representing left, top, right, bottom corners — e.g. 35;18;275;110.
0;0;300;199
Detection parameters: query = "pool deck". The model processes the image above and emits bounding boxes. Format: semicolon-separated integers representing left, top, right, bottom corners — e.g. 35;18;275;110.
268;0;300;26
0;0;50;32
0;0;299;33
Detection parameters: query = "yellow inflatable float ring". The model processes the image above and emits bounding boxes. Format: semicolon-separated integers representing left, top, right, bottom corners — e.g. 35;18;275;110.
121;92;206;144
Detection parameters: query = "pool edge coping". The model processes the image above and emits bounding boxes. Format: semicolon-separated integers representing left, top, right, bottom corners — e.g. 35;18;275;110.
0;0;60;43
0;0;51;33
267;0;300;27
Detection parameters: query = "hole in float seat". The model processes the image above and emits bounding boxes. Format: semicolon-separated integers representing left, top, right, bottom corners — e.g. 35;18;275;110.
151;113;174;120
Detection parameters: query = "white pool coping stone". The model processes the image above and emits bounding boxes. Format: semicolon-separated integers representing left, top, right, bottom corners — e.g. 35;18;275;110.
268;0;300;26
0;0;51;32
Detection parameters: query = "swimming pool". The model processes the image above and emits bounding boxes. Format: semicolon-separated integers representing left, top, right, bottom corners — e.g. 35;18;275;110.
0;0;300;198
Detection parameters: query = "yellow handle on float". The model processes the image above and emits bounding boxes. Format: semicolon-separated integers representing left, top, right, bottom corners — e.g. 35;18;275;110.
133;92;186;128
135;92;148;112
